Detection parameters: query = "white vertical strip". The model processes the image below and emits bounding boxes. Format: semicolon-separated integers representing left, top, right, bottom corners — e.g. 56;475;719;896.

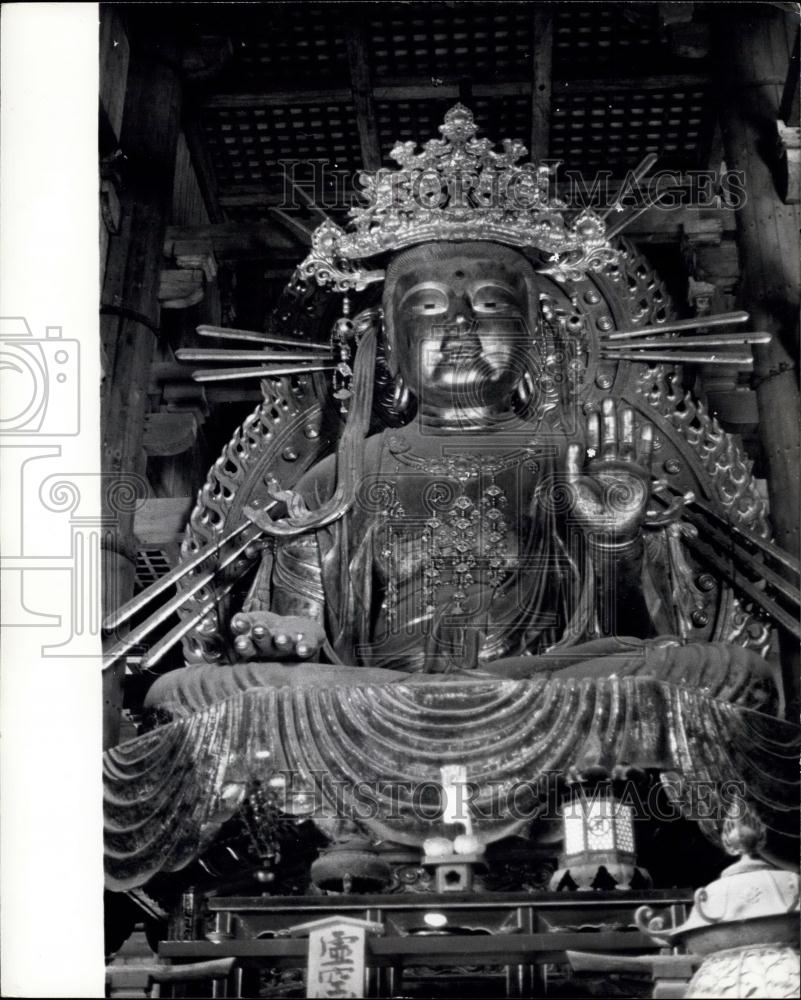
0;4;103;996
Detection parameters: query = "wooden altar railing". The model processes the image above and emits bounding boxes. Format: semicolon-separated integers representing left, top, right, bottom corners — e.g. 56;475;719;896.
159;889;693;998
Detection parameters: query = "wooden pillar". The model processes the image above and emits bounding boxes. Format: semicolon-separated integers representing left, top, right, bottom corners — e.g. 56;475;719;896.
346;24;382;173
716;5;800;717
529;7;553;161
101;30;183;747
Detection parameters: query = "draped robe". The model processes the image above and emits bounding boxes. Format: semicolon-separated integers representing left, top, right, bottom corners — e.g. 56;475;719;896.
147;419;779;716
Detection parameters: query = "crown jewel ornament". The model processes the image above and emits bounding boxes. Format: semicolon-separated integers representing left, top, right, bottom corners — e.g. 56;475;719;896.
299;104;618;290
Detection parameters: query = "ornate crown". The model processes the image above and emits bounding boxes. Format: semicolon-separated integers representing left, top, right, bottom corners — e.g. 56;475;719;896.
299;104;618;290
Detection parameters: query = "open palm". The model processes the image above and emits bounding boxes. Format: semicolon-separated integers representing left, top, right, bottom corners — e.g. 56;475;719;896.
566;398;654;542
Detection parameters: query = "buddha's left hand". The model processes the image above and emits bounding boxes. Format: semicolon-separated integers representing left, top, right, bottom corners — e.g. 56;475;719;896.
565;398;653;544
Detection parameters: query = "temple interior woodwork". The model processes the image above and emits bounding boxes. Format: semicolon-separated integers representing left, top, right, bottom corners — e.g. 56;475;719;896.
100;4;800;998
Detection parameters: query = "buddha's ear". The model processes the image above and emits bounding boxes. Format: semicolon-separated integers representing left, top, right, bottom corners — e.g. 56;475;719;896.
518;260;543;334
379;293;400;376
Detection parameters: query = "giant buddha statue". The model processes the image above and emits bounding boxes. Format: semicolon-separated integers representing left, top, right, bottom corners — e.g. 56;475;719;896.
146;239;775;713
103;107;798;892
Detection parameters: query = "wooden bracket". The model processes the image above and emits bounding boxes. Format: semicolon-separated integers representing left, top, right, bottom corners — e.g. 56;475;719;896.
143;411;199;457
687;276;718;316
774;120;801;205
160;243;218;309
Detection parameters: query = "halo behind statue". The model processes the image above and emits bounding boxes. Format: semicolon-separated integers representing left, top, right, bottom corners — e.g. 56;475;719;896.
171;237;777;667
101;106;797;676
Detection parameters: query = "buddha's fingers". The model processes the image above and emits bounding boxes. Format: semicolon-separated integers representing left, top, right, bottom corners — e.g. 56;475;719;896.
233;635;256;659
619;408;635;458
251;625;275;657
636;422;654;469
231;613;250;636
272;632;293;655
565;443;583;487
586;410;600;457
601;398;617;459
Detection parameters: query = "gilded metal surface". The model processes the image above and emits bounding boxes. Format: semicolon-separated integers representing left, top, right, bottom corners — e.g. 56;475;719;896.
104;676;800;889
174;238;772;661
298;104;617;289
108;108;799;896
601;240;772;655
176;378;329;664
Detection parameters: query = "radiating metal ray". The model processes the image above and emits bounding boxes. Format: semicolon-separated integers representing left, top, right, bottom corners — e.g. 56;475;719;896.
197;324;331;351
177;348;333;364
103;520;257;631
286;175;337;228
666;486;801;576
665;506;801;607
599;332;770;350
605;198;659;239
605;311;750;341
681;532;801;640
270;206;314;244
599;350;753;366
102;533;258;671
601;153;659;220
192;364;336;382
139;574;245;672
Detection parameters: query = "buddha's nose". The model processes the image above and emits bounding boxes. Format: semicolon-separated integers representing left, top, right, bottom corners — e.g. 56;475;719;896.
448;293;474;327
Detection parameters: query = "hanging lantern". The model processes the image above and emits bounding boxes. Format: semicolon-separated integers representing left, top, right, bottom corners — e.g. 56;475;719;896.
550;787;651;890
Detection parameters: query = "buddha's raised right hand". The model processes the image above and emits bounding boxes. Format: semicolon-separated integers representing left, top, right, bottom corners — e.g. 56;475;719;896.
230;611;325;662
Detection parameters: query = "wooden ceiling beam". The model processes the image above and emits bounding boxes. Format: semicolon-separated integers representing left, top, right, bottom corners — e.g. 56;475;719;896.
182;107;226;223
267;207;314;245
530;8;553;161
345;25;382;171
164;221;299;260
201;74;722;111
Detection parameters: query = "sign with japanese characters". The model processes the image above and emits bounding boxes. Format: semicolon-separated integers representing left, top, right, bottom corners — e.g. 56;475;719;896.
307;922;366;998
288;915;384;1000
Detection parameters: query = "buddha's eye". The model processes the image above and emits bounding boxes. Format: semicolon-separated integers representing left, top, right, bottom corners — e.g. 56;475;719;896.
472;283;519;314
403;284;449;316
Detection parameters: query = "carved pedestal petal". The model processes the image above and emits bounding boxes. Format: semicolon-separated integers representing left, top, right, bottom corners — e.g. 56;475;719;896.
687;943;800;999
104;678;800;890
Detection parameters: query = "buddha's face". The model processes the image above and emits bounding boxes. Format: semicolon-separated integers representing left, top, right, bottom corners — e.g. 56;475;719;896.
386;246;535;411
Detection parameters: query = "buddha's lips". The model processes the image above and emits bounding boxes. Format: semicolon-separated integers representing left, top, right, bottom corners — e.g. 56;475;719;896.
436;342;483;364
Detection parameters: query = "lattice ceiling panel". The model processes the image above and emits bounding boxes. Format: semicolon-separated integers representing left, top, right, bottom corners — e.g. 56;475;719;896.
553;3;695;78
219;6;350;88
550;85;710;174
368;4;535;82
185;2;717;229
375;100;452;154
202;103;362;189
470;95;532;146
205;2;706;90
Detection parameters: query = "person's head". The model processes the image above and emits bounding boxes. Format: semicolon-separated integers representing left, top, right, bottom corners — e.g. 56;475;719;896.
382;242;539;412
